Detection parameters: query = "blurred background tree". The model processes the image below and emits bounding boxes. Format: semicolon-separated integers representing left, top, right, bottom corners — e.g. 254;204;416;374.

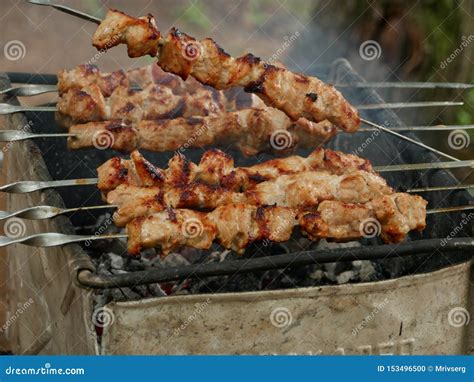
290;0;473;163
305;0;473;126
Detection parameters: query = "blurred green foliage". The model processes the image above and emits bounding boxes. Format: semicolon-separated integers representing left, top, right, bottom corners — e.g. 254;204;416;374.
174;2;212;31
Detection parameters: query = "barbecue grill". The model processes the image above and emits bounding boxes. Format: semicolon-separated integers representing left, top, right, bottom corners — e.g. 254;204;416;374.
1;57;472;355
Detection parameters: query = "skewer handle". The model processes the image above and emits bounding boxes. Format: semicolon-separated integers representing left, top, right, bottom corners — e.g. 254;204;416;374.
0;233;127;248
0;84;58;97
0;104;56;115
0;178;98;193
0;205;63;220
0;204;117;220
0;130;74;142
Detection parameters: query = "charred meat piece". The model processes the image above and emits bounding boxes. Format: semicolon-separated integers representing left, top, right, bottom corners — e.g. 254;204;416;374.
92;9;161;58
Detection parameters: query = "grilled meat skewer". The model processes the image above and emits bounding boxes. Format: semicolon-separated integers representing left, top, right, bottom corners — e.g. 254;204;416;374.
127;194;427;255
57;81;227;127
92;9;360;132
108;169;393;226
97;148;374;196
57;64;262;127
68;108;336;155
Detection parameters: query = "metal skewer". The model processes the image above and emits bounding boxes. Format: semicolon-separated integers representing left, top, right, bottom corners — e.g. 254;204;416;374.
0;126;471;145
2;184;471;221
0;131;75;141
0;84;142;98
335;81;473;90
0;204;117;220
0;101;464;115
357;101;463;110
0;232;127;248
360;118;460;161
1;160;472;194
406;184;474;193
426;205;474;215
0;104;56;114
0;205;471;248
358;124;474;132
27;0;101;24
0;84;58;97
0;178;98;193
373;159;473;172
2;82;470;99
